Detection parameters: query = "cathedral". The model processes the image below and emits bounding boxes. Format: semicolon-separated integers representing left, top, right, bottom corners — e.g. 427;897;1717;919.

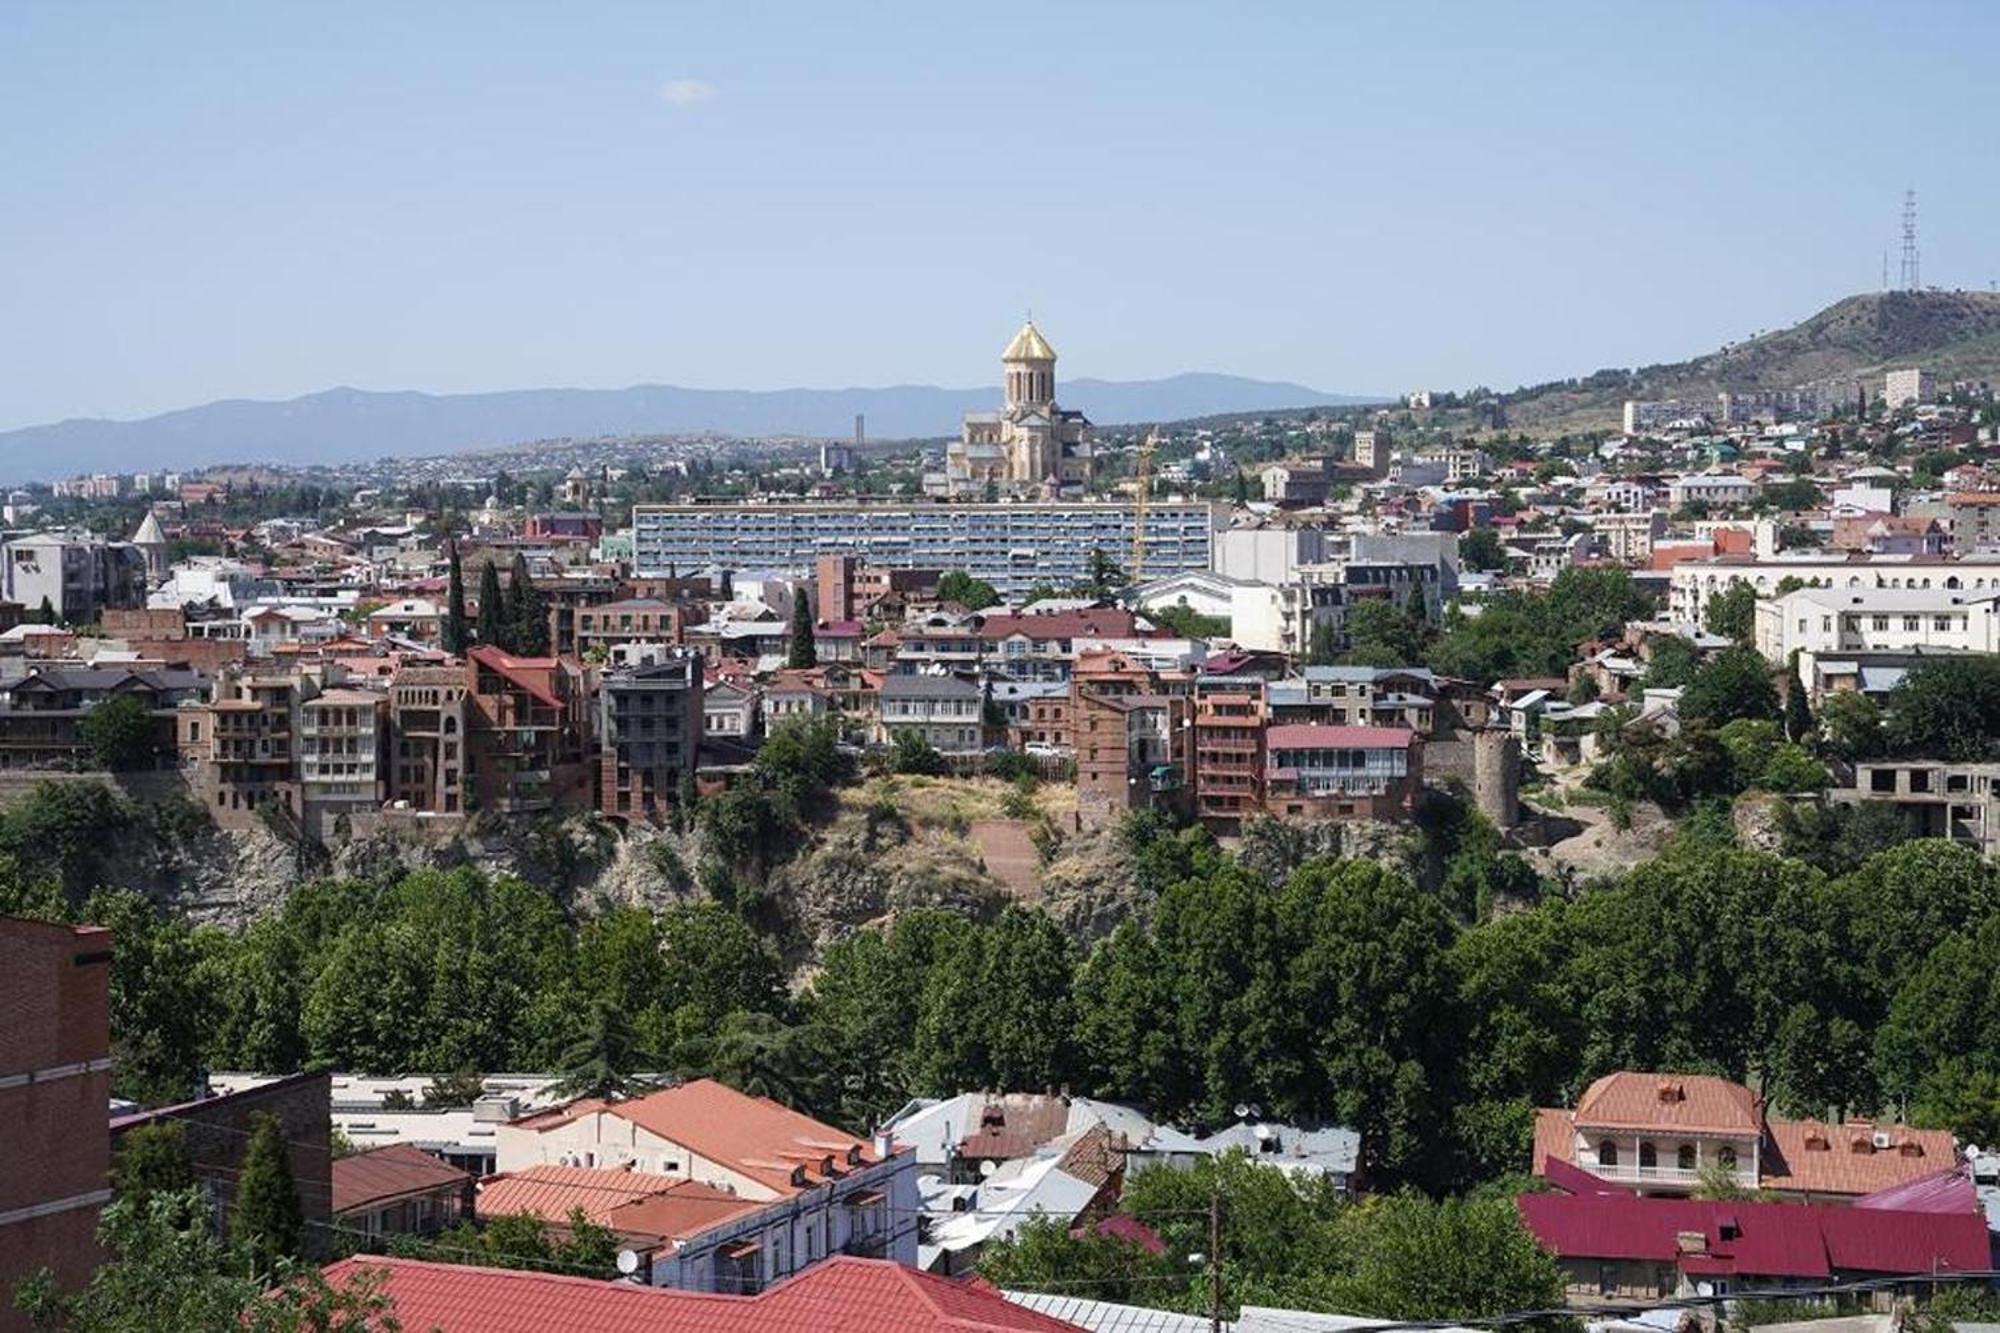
943;320;1094;497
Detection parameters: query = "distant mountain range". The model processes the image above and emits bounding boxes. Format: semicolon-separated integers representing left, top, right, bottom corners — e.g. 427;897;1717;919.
1501;290;2000;434
0;373;1376;483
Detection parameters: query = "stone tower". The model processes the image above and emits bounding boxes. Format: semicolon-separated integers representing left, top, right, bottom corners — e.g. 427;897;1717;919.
130;508;169;585
1472;727;1520;831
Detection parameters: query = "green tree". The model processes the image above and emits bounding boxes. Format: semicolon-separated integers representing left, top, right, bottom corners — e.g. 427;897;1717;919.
505;553;549;656
1783;654;1813;743
112;1121;195;1209
1322;1191;1567;1321
1639;634;1698;691
936;571;1001;611
1679;646;1778;727
978;1215;1173;1305
1086;547;1124;597
442;539;468;654
15;1189;402;1333
1459;526;1506;572
230;1112;304;1277
475;560;506;648
1341;599;1427;667
1702;581;1758;643
550;999;660;1101
1886;656;2000;760
890;729;945;775
1819;689;1886;761
787;586;818;668
78;694;158;771
913;906;1077;1093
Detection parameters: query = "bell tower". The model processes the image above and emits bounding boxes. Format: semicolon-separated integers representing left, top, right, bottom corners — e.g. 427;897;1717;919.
1001;320;1057;413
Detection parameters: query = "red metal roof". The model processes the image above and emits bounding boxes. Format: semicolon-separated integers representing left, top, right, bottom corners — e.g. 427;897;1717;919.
333;1144;470;1215
316;1255;1086;1332
1517;1192;1988;1279
1265;724;1418;750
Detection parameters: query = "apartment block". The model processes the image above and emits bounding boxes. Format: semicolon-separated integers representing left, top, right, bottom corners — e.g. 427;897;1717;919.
1883;367;1935;408
299;688;386;838
1191;674;1266;833
1833;760;2000;858
631;502;1216;600
877;674;984;755
596;652;703;822
388;664;469;814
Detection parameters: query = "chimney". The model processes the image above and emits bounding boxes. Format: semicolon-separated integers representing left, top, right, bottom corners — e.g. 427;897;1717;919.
873;1128;894;1160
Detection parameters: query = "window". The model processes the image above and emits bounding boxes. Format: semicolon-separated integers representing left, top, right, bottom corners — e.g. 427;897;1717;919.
1598;1141;1619;1167
1639;1141;1657;1170
1677;1144;1696;1171
1717;1145;1737;1169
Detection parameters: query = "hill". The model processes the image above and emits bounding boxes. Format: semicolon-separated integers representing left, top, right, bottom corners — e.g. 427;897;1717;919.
0;373;1374;483
1499;290;2000;435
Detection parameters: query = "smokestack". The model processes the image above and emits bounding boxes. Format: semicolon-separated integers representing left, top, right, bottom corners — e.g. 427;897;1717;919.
854;414;865;449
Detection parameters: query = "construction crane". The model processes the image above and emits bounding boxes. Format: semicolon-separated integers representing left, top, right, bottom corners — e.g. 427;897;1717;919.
1130;428;1159;583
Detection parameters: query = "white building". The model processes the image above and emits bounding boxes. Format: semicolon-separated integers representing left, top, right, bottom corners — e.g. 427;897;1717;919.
1753;585;2000;673
1591;511;1667;564
1669;552;2000;623
494;1078;918;1291
1668;471;1760;510
1884;367;1935;408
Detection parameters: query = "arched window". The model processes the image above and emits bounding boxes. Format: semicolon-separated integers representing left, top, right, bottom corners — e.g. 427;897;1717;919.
1678;1144;1697;1171
1599;1141;1620;1167
1718;1145;1738;1169
1639;1141;1658;1169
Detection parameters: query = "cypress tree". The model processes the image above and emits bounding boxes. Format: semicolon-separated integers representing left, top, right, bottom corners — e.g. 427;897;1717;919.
34;595;56;626
230;1111;303;1275
444;540;469;654
476;560;506;649
508;553;549;656
1785;652;1815;744
113;1120;194;1209
788;586;818;669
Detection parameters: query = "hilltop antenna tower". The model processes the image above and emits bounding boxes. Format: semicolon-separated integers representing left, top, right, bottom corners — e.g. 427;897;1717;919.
1899;189;1920;290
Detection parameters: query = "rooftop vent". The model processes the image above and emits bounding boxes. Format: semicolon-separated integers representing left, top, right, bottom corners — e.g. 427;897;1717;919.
1657;1081;1686;1103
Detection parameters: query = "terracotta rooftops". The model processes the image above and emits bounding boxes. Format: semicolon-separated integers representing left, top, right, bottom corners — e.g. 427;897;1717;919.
316;1254;1086;1333
1573;1072;1759;1135
509;1079;883;1198
477;1165;763;1247
332;1144;470;1215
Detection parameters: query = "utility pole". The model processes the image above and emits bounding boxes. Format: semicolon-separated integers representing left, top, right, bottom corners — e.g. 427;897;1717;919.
1207;1189;1224;1333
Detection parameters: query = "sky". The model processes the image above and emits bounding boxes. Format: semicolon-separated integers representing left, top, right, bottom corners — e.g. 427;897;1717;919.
2;1;1997;432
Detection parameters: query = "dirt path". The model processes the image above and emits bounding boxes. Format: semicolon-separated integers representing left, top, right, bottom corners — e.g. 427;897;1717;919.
968;819;1043;900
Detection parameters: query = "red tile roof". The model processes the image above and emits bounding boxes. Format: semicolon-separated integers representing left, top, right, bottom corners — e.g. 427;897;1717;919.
1517;1192;1987;1280
511;1079;880;1198
1762;1119;1957;1196
317;1255;1086;1332
476;1165;766;1246
332;1144;470;1215
976;611;1147;643
1572;1072;1759;1135
1265;724;1418;750
468;645;566;710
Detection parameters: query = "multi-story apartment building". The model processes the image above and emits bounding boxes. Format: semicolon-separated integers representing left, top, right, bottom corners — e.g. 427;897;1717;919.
1883;366;1935;408
1622;399;1704;434
1667;471;1759;511
815;554;942;623
1191;674;1266;833
1833;759;2000;858
538;573;623;658
1260;461;1329;507
298;688;386;838
179;665;315;830
0;666;207;771
1073;687;1189;827
1263;724;1421;821
0;916;113;1333
0;532;148;625
1943;492;2000;552
387;664;468;814
463;647;590;815
877;674;983;755
574;598;691;659
631;502;1216;601
1591;511;1667;564
1269;666;1440;733
596;652;702;822
1753;586;2000;672
1668;551;2000;623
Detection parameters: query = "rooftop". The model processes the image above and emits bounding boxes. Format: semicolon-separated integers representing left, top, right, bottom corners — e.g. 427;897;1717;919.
315;1255;1085;1333
332;1144;470;1215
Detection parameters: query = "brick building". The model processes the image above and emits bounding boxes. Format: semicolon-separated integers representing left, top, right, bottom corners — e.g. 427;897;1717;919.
0;917;114;1332
1191;674;1267;832
388;663;469;814
110;1071;333;1257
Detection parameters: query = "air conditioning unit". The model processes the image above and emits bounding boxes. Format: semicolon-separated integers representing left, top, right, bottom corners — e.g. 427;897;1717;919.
1873;1132;1892;1150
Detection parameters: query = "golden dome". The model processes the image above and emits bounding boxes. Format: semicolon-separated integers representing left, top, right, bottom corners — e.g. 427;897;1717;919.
1002;320;1057;363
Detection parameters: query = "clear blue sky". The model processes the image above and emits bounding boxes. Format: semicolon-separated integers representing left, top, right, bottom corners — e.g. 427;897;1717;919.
3;1;1996;432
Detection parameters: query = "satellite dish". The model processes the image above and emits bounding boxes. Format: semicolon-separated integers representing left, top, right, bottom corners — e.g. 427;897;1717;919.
1233;1104;1250;1119
978;1159;997;1177
615;1250;641;1277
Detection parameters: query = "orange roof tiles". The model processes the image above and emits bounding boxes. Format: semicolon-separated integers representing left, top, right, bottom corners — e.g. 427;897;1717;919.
1573;1072;1759;1135
1762;1119;1957;1197
332;1144;469;1215
477;1164;682;1226
318;1254;1086;1332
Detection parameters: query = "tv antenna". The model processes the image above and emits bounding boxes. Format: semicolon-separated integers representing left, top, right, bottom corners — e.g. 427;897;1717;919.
1899;188;1920;290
